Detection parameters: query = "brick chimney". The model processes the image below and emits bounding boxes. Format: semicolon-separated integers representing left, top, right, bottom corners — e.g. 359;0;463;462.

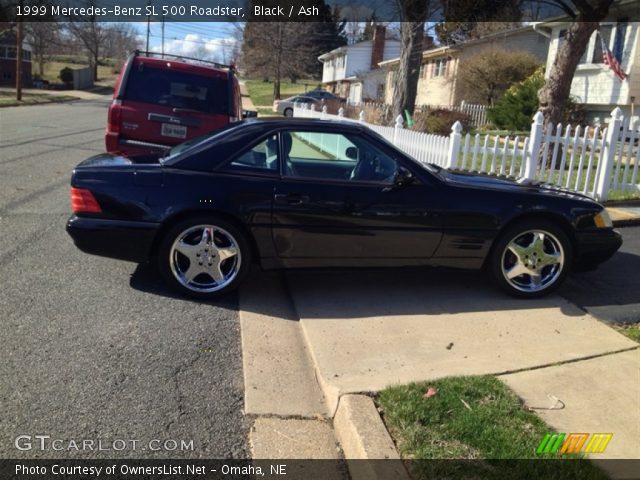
370;25;386;69
423;35;434;50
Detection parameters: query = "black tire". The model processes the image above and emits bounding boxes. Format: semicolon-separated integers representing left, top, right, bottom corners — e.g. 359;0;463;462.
489;219;572;298
157;215;252;299
283;107;293;117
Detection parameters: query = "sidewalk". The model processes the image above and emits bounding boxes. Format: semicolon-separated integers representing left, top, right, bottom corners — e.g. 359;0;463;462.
0;86;112;100
607;203;640;226
238;80;256;111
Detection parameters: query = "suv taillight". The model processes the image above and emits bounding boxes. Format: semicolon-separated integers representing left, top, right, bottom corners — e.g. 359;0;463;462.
71;187;102;214
107;99;122;133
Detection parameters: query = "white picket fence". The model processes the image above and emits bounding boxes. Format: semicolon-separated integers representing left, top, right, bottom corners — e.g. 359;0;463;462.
294;103;640;201
416;101;488;128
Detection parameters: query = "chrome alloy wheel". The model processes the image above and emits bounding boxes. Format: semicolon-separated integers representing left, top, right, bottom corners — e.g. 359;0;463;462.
169;224;241;293
500;229;565;293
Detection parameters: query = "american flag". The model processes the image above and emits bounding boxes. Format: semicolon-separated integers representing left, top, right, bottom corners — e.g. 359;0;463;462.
600;33;628;81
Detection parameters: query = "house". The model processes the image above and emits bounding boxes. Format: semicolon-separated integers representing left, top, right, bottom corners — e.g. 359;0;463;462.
0;32;32;86
380;26;549;107
318;26;401;104
534;0;640;126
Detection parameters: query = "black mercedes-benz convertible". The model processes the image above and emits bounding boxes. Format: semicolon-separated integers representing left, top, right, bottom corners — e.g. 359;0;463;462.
66;118;621;299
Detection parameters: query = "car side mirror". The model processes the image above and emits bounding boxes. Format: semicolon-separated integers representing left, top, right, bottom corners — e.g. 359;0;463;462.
345;146;358;160
394;166;414;186
242;109;258;119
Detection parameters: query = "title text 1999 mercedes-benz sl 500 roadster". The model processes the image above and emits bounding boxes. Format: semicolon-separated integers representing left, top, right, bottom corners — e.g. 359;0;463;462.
67;118;622;299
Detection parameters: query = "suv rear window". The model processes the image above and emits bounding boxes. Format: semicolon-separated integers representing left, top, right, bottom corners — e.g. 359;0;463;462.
123;65;229;115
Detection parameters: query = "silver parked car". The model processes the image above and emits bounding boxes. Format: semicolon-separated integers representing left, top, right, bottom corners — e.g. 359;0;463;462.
273;95;321;117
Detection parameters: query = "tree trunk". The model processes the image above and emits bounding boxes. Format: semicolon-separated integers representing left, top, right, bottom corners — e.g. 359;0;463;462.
93;52;99;81
391;21;425;120
538;20;598;130
391;0;430;121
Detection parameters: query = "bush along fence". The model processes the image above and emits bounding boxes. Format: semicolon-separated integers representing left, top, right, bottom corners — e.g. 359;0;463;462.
349;101;488;128
294;104;639;202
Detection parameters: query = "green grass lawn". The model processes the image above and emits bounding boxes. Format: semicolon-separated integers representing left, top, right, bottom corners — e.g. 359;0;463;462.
616;324;640;343
40;60;119;84
378;376;608;480
244;79;321;106
0;91;77;107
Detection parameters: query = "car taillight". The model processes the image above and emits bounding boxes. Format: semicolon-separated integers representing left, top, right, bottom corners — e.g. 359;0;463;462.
70;187;102;214
107;99;122;133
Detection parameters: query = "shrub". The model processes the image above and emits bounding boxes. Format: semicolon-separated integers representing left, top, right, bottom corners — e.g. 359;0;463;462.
487;67;588;131
487;67;544;131
413;108;471;136
59;67;74;86
457;49;541;105
343;103;392;125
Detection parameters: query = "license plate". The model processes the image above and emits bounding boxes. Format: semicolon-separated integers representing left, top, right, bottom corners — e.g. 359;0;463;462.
161;123;187;139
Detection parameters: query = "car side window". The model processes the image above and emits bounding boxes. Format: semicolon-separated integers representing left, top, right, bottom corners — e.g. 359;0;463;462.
283;131;398;184
221;135;279;174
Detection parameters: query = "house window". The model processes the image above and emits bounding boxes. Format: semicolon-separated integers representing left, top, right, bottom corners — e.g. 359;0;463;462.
432;58;447;77
22;50;31;62
559;21;628;66
612;19;628;63
591;25;613;64
7;47;16;59
0;46;5;59
419;63;427;79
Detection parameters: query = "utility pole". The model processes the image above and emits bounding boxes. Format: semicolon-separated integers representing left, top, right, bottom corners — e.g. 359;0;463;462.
16;8;23;101
145;0;151;51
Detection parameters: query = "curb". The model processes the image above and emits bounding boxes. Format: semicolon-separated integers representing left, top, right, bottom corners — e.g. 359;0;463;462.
612;218;640;227
333;394;410;480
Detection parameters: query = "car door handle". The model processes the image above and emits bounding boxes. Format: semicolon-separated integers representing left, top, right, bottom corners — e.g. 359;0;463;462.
275;194;310;205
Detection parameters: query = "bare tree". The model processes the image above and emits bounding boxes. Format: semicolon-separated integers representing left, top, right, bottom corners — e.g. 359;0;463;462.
25;21;60;77
101;23;141;63
458;49;540;105
391;0;431;119
66;16;106;80
538;0;615;129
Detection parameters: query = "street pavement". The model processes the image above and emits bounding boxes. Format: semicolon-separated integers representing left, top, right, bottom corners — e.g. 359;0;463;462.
559;226;640;324
0;99;248;458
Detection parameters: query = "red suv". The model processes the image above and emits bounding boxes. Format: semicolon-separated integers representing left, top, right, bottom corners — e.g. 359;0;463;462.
106;51;242;156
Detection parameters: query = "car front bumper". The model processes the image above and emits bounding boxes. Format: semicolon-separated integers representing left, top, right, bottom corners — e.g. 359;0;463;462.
573;228;623;270
66;215;160;263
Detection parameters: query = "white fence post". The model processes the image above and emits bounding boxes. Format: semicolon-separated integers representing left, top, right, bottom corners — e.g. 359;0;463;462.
321;105;327;119
393;114;403;145
447;121;463;169
310;104;316;113
358;111;365;123
338;107;344;117
595;107;623;202
524;111;545;180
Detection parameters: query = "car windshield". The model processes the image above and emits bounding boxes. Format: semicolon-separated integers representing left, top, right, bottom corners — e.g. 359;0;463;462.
162;121;243;161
